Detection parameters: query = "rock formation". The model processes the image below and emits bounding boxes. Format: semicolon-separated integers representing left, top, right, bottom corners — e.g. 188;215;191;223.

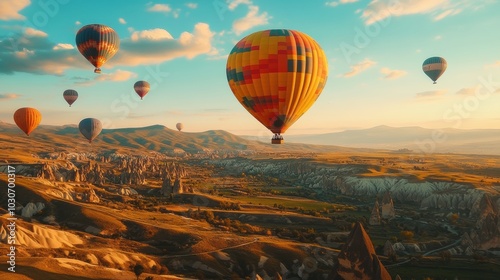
383;240;396;257
329;222;392;280
369;200;381;225
381;192;395;220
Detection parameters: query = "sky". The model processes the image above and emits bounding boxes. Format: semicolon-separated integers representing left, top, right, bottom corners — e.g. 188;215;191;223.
1;0;500;137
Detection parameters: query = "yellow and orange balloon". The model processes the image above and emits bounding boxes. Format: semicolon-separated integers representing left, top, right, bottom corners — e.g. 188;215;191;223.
13;107;42;136
226;29;328;144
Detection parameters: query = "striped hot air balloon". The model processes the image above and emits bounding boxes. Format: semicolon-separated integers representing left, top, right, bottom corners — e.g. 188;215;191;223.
422;57;447;84
63;89;78;107
76;24;120;74
13;107;42;136
79;118;102;143
134;81;150;100
226;29;328;144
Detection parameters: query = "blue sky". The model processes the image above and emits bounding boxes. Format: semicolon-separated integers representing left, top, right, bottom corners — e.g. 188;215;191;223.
1;0;499;137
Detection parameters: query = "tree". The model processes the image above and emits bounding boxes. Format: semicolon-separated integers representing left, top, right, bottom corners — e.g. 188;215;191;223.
134;264;144;280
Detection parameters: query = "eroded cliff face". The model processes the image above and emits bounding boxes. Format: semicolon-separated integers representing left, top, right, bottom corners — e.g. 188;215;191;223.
208;159;498;212
208;159;500;252
0;153;188;186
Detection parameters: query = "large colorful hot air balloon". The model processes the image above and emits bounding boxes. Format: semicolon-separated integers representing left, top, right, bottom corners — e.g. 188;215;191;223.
422;57;447;84
176;123;184;131
79;118;102;143
13;107;42;136
226;29;328;144
76;24;120;74
63;89;78;107
134;81;150;100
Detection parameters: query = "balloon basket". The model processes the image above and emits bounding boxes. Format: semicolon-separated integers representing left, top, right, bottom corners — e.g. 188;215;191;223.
94;68;101;74
271;139;284;144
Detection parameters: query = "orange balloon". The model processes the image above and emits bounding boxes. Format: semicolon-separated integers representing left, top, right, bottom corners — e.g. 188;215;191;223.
226;29;328;139
13;107;42;136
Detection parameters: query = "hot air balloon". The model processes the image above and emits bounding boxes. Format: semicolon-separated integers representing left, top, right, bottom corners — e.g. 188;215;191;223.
176;123;184;131
226;29;328;144
79;118;102;143
13;107;42;136
134;81;150;100
63;89;78;107
422;57;447;84
76;24;120;74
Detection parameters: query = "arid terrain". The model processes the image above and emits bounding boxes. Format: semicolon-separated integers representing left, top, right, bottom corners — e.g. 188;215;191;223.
1;123;499;279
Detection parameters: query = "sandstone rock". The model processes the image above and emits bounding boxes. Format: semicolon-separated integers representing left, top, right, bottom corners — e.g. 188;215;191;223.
369;200;381;225
21;202;45;218
329;222;392;280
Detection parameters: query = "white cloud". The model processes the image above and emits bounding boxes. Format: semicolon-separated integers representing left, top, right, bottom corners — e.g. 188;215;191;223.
380;67;407;80
362;0;448;25
75;21;81;25
111;23;215;66
416;49;422;53
53;43;74;50
340;59;376;78
416;89;448;98
186;3;198;9
456;87;479;96
228;0;252;10
232;5;270;35
148;3;172;13
0;0;29;20
325;0;359;7
434;9;461;21
0;23;217;75
130;28;173;41
24;27;47;37
0;93;21;99
119;18;126;24
434;35;442;40
95;69;137;82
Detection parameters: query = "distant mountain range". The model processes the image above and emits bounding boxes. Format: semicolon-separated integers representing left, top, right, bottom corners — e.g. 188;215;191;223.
281;125;500;155
0;121;355;155
1;122;499;155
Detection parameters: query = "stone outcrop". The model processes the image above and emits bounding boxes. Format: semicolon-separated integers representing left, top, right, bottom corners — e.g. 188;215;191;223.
329;222;392;280
383;240;396;257
21;202;45;218
381;192;395;220
369;200;381;225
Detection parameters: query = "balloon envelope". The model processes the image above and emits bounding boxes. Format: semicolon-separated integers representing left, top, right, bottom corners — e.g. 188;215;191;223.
76;24;120;73
422;57;447;84
63;89;78;107
176;123;184;131
226;29;328;137
13;107;42;136
79;118;102;143
134;81;150;100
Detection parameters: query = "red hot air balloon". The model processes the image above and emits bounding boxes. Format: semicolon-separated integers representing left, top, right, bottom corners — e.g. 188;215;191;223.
63;89;78;107
134;81;150;100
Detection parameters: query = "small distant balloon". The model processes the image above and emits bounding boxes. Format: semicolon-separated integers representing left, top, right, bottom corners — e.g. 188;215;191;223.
63;89;78;107
78;118;102;143
75;24;120;74
176;123;184;131
422;57;447;84
13;107;42;136
134;81;150;100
